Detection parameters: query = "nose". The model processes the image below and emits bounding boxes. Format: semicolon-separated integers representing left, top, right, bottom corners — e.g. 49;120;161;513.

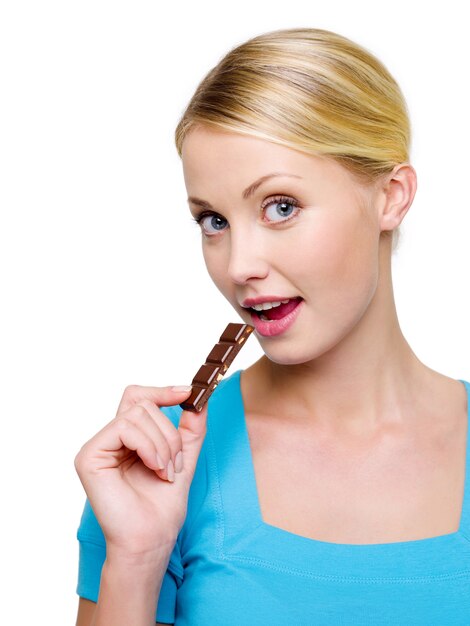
227;227;269;285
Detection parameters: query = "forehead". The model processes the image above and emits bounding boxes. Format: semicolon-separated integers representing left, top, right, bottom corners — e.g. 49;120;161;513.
181;125;354;190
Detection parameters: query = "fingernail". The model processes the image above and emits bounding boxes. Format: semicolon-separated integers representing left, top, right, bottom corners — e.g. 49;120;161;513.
167;459;175;482
171;385;192;393
174;450;183;473
156;453;165;470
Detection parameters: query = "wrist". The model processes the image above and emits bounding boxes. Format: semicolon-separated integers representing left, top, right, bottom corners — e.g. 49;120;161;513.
93;556;172;626
105;538;177;573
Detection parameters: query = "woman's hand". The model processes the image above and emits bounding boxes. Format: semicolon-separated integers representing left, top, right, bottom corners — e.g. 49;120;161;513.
74;385;208;558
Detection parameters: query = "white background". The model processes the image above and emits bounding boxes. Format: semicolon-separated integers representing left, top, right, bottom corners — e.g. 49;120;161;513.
1;1;469;623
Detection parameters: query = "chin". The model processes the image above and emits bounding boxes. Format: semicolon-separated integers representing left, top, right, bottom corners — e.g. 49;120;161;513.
261;347;318;366
259;329;343;366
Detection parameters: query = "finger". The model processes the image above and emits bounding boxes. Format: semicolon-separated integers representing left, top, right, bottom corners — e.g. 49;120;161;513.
118;401;176;469
114;420;162;472
177;402;209;476
178;402;209;440
76;418;161;474
128;398;208;479
130;399;183;468
116;385;193;414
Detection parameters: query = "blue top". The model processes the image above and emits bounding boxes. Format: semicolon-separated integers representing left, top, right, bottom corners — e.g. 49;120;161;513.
77;370;470;625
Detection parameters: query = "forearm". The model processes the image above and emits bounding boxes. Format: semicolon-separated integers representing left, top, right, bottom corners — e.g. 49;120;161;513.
91;546;175;626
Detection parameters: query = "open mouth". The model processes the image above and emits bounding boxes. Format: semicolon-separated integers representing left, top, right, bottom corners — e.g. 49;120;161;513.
250;296;303;321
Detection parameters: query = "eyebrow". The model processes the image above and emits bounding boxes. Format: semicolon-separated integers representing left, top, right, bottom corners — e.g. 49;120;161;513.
187;172;302;210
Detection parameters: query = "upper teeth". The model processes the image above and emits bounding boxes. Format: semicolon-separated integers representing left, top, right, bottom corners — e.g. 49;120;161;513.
250;299;290;311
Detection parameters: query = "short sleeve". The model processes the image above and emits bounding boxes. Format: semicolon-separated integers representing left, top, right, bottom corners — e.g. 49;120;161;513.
76;405;185;624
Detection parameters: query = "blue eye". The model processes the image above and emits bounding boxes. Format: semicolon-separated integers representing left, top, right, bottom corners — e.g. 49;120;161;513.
194;213;228;235
262;197;298;222
192;195;300;237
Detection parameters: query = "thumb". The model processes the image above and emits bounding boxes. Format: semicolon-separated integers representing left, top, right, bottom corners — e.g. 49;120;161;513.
177;401;209;477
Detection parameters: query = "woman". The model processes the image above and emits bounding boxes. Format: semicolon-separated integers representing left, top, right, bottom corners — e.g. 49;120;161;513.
74;28;470;625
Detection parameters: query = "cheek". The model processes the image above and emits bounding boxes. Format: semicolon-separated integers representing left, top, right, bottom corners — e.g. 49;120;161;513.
290;215;379;307
202;243;230;292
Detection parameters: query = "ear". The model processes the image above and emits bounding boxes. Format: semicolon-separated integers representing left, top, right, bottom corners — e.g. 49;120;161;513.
377;163;417;232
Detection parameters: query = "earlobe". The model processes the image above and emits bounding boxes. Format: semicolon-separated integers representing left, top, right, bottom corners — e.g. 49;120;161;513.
379;163;417;232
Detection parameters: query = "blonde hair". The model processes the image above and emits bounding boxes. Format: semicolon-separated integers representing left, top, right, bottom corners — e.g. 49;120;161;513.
175;27;412;252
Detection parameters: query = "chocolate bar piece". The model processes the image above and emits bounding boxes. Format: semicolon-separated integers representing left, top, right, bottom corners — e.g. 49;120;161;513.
179;322;254;412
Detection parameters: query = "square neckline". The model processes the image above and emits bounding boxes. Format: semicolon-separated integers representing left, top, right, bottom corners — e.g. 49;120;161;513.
232;369;470;549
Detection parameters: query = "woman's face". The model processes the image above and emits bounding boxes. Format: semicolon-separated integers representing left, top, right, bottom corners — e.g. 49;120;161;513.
181;125;388;366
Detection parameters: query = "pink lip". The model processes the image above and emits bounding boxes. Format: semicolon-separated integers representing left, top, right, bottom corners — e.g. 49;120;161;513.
249;299;304;337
